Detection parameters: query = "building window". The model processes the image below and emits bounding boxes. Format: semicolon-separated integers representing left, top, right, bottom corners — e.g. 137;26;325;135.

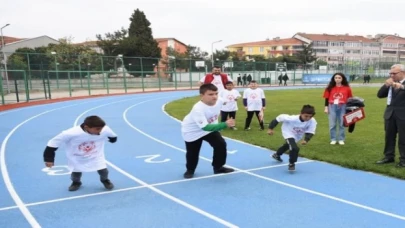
260;47;264;52
168;39;175;48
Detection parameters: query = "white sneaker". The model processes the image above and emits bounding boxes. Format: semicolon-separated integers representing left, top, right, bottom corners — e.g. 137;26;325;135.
338;140;345;145
330;141;337;145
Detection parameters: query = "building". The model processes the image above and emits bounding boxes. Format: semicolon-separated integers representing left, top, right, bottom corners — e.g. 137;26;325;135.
155;37;187;58
0;36;25;47
226;33;405;66
293;33;381;65
1;35;60;57
373;34;405;62
226;37;304;59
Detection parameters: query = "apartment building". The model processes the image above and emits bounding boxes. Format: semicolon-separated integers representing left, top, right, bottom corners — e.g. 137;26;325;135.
227;33;405;65
226;37;304;59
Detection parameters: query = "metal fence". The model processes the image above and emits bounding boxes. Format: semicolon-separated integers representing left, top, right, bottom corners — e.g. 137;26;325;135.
0;52;397;105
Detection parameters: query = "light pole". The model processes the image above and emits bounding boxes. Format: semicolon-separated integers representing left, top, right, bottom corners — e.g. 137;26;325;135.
1;23;10;93
211;40;222;68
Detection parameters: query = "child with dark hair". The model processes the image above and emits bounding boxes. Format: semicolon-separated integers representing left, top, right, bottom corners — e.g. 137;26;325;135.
323;73;353;145
267;105;317;171
243;80;266;130
43;115;118;191
219;81;241;130
181;83;235;178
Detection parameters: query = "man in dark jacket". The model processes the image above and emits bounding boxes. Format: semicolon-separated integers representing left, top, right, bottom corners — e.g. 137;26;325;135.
376;64;405;167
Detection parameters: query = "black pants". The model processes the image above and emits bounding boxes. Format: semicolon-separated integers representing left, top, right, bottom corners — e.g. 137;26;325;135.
384;116;405;162
221;111;236;122
244;110;264;129
276;138;300;164
71;168;109;182
185;131;227;171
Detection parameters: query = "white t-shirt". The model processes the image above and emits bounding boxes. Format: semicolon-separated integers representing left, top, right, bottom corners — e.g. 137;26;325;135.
47;125;117;172
243;88;266;111
275;114;317;142
181;99;224;142
199;74;233;93
219;89;241;112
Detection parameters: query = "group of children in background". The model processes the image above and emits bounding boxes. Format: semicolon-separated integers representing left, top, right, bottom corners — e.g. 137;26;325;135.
215;79;317;172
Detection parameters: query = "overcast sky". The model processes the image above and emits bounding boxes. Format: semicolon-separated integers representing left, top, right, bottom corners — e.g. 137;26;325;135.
1;0;403;53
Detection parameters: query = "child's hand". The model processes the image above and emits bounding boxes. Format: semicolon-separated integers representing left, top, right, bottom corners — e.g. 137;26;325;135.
267;129;274;135
300;140;308;145
225;118;235;128
45;162;54;168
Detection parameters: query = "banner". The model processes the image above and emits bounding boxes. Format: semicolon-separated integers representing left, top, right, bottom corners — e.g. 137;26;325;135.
302;74;332;84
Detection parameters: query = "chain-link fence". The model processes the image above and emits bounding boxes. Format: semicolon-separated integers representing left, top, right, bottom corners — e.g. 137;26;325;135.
0;52;398;104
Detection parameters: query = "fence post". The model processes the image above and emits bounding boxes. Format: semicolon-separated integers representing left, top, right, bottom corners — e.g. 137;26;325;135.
26;53;33;90
87;71;91;96
105;72;110;94
140;58;145;92
123;68;128;93
46;71;52;99
0;74;4;105
23;71;29;101
68;72;72;97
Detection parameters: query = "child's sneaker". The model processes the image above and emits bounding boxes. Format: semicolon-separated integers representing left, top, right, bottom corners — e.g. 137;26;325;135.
68;181;82;191
288;163;295;171
101;179;114;190
272;153;283;162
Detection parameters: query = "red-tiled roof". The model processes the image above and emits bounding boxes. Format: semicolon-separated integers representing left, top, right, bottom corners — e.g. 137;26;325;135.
380;35;405;43
227;38;303;48
0;36;25;45
296;33;374;42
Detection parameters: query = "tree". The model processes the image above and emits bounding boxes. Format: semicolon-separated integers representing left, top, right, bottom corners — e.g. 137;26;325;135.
295;42;317;64
96;28;128;56
126;8;161;58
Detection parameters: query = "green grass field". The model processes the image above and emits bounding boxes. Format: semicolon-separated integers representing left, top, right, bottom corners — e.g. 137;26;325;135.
164;85;405;180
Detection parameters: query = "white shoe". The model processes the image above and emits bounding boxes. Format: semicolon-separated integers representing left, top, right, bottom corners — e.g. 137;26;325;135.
330;141;336;145
338;140;345;145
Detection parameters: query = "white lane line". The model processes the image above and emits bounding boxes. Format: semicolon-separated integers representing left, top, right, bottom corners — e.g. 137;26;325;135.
0;160;314;212
0;95;157;227
123;100;405;222
119;98;238;228
72;95;238;227
1;101;97;228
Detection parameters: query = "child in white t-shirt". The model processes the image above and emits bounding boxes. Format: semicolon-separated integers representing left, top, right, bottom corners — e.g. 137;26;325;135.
243;80;266;130
43;115;118;191
219;81;241;130
267;105;317;171
181;83;235;178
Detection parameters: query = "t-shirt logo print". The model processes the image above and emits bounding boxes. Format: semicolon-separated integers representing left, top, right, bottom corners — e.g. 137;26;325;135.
249;93;257;99
292;127;304;134
78;141;96;153
227;94;235;101
333;92;343;100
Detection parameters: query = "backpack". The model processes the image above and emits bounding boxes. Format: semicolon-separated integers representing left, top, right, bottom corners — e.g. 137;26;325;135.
204;73;228;88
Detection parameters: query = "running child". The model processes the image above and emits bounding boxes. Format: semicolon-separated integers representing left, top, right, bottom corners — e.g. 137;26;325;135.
43;115;118;191
267;105;317;171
